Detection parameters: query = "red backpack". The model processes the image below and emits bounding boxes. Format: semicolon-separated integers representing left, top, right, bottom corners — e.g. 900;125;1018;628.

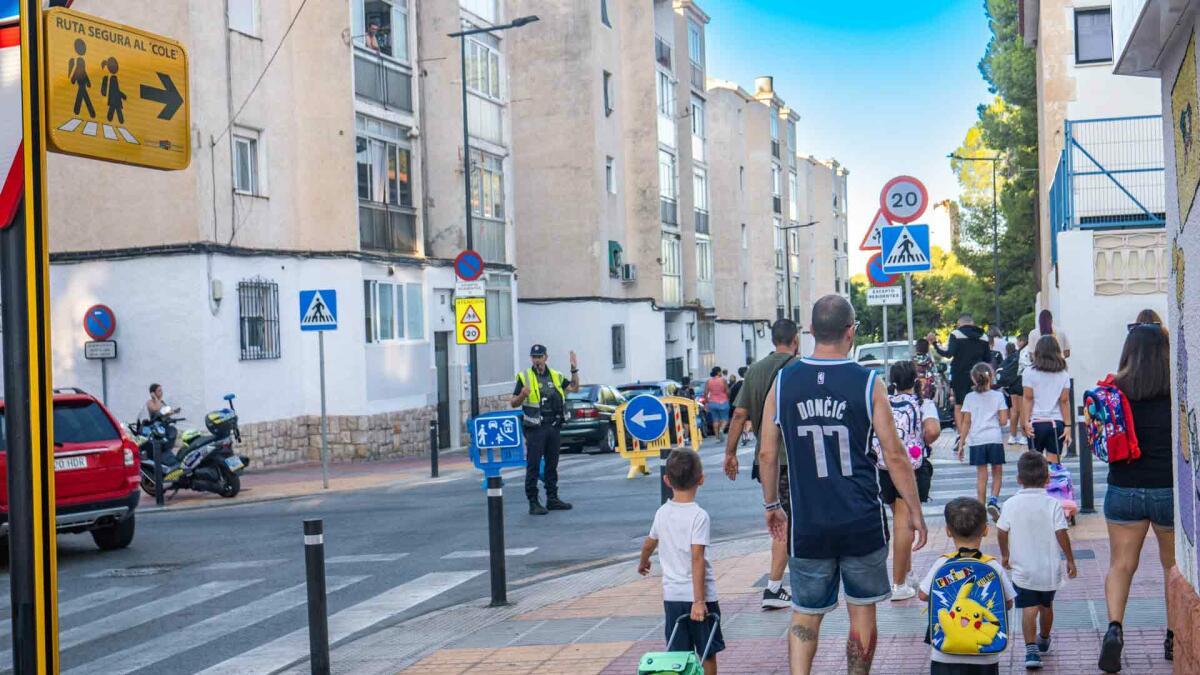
1082;375;1141;464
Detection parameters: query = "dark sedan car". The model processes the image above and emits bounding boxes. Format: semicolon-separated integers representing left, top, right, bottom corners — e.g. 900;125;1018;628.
560;385;627;453
615;380;681;399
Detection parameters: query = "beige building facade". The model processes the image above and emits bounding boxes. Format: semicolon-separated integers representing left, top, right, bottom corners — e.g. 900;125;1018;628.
36;0;521;464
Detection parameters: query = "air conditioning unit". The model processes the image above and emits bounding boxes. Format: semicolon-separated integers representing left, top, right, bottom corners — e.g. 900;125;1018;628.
620;263;637;282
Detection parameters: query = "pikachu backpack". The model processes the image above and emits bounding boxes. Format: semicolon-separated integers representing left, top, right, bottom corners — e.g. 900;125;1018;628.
927;549;1010;656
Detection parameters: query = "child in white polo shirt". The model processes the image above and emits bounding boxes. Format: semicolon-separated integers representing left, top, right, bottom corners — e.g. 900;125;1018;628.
997;452;1078;670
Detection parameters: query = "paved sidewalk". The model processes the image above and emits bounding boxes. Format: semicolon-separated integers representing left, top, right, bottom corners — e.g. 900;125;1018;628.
137;449;472;511
394;511;1170;674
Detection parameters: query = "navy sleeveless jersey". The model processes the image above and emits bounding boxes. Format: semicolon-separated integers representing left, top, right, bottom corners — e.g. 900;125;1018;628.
773;357;885;559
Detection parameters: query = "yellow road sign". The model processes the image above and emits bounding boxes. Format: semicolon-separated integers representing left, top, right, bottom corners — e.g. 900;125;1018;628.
455;297;487;345
44;8;189;170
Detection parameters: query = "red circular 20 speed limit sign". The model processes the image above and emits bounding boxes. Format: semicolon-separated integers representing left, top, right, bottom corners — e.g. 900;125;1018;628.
879;175;928;224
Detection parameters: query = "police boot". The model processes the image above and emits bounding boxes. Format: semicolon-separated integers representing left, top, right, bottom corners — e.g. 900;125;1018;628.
546;496;573;511
529;498;548;515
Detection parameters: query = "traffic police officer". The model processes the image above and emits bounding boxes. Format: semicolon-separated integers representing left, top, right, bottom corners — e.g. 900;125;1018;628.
512;344;580;515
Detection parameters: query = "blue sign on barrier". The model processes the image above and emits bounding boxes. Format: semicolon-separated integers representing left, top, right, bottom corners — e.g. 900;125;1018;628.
624;395;669;443
469;410;526;477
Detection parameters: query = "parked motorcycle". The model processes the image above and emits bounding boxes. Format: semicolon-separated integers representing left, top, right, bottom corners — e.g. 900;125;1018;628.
130;394;250;499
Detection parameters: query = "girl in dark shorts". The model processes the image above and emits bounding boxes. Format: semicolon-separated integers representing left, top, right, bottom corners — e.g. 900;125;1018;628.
956;363;1009;522
1021;336;1072;462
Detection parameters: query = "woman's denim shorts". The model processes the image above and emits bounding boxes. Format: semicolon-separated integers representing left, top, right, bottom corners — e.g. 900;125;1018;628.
1104;485;1174;529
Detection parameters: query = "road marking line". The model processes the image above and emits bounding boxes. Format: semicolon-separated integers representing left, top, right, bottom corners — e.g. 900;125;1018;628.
0;579;258;665
200;559;287;571
326;553;408;563
82;121;97;137
0;585;152;636
441;547;536;559
194;571;484;675
62;576;367;675
58;118;82;132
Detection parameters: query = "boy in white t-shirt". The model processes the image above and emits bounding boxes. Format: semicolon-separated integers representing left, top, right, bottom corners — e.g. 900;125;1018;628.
638;449;723;673
997;452;1078;670
918;497;1016;675
956;363;1010;522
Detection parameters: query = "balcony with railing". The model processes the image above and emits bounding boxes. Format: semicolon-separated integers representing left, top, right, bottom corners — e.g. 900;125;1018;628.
354;55;412;111
660;197;678;227
471;219;506;263
662;275;682;306
359;202;418;254
694;209;709;235
1049;115;1165;264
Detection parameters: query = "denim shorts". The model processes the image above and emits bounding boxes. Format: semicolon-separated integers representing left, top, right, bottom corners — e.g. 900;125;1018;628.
1104;485;1174;528
706;402;730;422
789;545;891;614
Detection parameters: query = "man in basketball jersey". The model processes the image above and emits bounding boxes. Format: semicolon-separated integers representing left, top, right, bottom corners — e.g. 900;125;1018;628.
758;295;928;674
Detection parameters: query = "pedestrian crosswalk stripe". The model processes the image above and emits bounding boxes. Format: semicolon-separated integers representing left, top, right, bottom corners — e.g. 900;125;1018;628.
58;118;82;132
82;121;97;137
195;571;485;675
63;576;368;675
0;579;259;665
326;553;408;563
0;585;151;637
117;127;138;144
57;117;140;145
200;559;287;571
102;124;116;140
442;547;536;559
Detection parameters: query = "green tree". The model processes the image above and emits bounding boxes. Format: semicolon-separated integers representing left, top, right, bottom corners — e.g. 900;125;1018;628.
851;246;991;346
948;0;1038;337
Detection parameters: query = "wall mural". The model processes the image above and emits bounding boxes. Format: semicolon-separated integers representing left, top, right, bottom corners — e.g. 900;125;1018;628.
1178;322;1196;551
1173;30;1200;230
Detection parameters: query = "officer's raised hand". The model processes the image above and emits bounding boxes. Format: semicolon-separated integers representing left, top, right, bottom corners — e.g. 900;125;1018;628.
569;350;578;369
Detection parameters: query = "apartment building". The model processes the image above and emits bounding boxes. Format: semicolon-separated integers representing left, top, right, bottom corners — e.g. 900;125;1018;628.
796;155;850;315
32;0;518;464
1020;0;1167;401
508;0;711;384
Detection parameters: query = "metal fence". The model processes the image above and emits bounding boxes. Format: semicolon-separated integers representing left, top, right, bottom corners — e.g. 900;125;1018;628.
1050;115;1164;262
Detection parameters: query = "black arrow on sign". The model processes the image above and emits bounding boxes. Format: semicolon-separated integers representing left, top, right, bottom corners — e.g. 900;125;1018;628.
140;73;182;121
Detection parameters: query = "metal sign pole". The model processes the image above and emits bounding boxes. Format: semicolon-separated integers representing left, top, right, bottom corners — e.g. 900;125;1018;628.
100;358;108;406
882;306;889;382
486;474;506;606
904;273;915;357
319;331;329;490
3;2;60;671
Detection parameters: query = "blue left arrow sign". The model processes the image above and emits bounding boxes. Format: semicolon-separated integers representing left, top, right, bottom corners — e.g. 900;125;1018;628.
624;395;669;443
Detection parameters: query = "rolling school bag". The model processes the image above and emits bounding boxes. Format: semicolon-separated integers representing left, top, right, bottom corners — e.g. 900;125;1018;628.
1047;462;1079;524
927;551;1009;657
637;614;720;675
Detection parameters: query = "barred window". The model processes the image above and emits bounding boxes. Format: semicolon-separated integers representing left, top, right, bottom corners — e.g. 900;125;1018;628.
238;278;280;360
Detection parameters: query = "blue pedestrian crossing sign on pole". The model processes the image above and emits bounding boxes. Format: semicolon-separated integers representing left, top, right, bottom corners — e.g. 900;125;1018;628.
624;395;669;443
299;289;338;331
880;224;932;274
468;410;526;478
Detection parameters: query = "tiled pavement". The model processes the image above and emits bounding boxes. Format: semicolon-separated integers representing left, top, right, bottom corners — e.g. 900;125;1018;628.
399;441;1173;674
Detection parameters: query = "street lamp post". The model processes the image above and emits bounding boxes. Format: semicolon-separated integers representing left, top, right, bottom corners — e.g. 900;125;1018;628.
948;152;1002;328
781;220;819;323
449;15;539;420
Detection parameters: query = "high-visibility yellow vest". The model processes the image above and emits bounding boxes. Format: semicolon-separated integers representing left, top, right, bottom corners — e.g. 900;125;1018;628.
518;367;565;405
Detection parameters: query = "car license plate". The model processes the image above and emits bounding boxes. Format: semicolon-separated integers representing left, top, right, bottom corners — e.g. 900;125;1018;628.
224;456;244;472
54;456;88;472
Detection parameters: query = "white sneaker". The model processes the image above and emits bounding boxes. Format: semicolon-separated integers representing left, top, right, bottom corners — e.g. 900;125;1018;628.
890;584;916;601
1007;434;1018;445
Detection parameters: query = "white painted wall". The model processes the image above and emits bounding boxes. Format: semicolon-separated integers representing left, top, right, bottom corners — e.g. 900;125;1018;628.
1055;229;1167;408
517;300;666;387
1060;1;1163;121
714;322;771;373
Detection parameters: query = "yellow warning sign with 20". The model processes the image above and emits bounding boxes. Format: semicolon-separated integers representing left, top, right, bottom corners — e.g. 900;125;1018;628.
455;297;487;345
45;8;190;171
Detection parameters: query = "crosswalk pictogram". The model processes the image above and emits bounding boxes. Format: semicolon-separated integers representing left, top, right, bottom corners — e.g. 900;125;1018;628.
57;117;139;145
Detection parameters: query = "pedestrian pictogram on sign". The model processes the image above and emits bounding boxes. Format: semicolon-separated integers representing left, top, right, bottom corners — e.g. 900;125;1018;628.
881;224;932;274
456;297;488;345
299;289;338;332
859;209;890;251
45;8;190;170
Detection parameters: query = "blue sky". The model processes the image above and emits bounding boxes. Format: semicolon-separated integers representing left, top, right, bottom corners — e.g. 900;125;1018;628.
701;0;994;272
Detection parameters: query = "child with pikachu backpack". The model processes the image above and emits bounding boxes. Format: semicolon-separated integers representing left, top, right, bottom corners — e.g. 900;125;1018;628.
918;497;1016;674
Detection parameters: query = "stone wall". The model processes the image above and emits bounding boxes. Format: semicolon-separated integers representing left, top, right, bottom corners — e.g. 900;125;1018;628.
238;405;437;467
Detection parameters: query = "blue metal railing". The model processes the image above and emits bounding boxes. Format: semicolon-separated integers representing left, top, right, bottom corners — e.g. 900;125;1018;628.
1050;115;1164;264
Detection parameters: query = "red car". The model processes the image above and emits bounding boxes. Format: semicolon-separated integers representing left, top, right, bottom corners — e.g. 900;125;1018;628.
0;388;141;551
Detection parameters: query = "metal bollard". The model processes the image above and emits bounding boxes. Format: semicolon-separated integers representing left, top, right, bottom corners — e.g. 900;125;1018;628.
486;474;507;606
1066;379;1078;457
659;447;673;505
303;519;331;675
152;437;165;507
1077;418;1095;514
429;419;439;478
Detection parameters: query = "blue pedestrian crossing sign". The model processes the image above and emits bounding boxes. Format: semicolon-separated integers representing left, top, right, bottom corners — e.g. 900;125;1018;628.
624;395;669;443
881;224;932;274
299;289;338;332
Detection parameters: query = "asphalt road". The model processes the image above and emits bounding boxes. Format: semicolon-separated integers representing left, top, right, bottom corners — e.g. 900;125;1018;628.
0;435;1106;674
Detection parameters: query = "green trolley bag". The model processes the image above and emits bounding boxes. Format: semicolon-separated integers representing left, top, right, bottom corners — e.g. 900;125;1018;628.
637;614;720;675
